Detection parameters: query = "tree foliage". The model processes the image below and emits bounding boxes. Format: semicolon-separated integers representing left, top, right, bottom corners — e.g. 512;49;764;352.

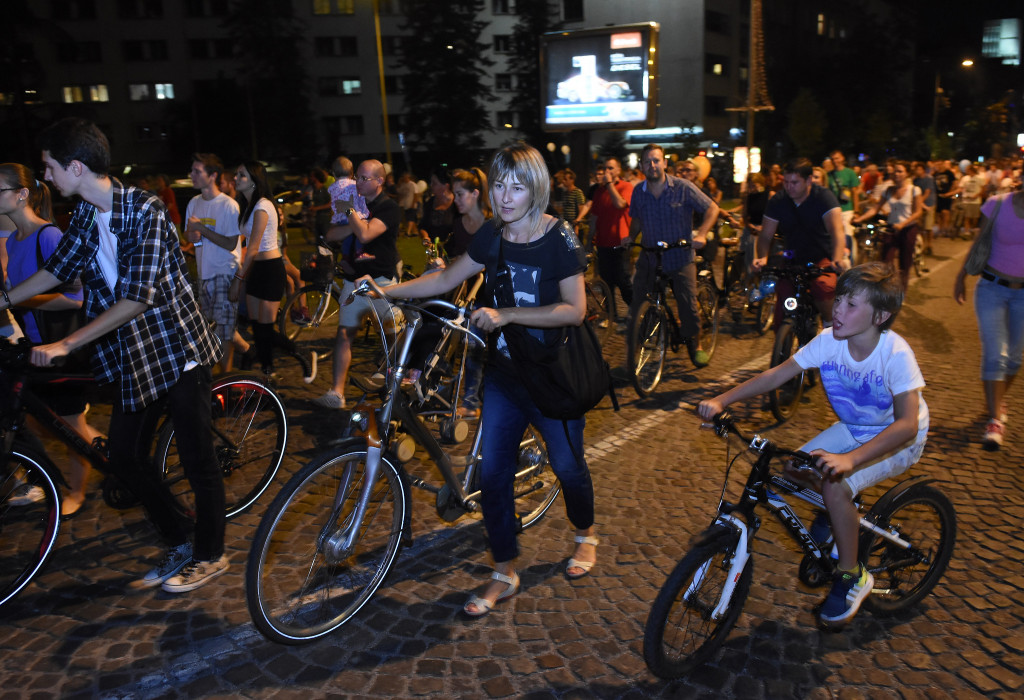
222;0;317;165
786;89;827;158
506;0;559;147
399;0;494;165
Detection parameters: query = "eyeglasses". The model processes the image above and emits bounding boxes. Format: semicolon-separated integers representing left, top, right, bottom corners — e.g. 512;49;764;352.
0;187;22;193
357;175;378;182
680;168;696;173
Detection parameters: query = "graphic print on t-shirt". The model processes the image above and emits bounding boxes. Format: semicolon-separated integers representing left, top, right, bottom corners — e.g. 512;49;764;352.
496;260;544;355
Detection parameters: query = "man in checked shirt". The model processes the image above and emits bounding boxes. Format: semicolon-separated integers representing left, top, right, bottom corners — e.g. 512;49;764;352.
0;118;228;594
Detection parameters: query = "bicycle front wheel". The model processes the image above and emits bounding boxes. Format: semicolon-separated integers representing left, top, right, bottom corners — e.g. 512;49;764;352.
860;483;956;615
156;374;288;520
627;301;668;397
279;284;341;361
768;320;805;422
697;278;722;362
585;279;614;345
246;448;407;644
515;427;560;529
0;449;62;609
643;529;752;679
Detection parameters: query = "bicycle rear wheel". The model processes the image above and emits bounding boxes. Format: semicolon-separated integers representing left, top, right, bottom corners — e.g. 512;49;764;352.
246;448;406;644
585;279;614;345
768;320;805;422
860;484;956;614
643;529;752;679
156;374;288;519
627;301;668;397
0;449;61;608
279;284;340;361
697;278;722;362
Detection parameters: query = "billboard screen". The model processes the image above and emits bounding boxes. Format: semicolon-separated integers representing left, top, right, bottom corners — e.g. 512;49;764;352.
539;23;659;132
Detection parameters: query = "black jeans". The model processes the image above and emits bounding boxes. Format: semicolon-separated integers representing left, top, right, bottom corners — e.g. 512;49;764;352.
107;366;225;561
596;245;633;317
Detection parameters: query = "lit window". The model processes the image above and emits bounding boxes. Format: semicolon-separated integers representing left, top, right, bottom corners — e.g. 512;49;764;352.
155;83;175;99
90;84;110;102
63;86;84;103
342;79;361;95
817;13;825;36
129;83;151;100
713;63;723;75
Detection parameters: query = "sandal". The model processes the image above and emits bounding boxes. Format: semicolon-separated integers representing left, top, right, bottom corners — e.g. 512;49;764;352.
566;535;599;580
463;570;519;617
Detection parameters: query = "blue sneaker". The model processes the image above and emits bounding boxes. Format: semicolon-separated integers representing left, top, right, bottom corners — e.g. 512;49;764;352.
818;564;873;625
809;510;832;546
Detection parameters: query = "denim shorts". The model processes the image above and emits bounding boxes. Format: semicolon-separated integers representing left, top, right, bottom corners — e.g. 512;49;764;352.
974;275;1024;381
799;421;926;497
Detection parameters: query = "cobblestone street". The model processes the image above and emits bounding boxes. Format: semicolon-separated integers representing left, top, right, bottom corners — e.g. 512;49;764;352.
2;236;1022;699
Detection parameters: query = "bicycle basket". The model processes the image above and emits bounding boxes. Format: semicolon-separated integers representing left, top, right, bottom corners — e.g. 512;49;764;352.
300;249;334;284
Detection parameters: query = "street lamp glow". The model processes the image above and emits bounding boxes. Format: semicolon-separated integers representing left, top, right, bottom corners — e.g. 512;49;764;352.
961;59;974;67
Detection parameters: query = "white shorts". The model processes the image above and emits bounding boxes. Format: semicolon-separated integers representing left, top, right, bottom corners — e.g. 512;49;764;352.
799;421;926;497
338;276;397;328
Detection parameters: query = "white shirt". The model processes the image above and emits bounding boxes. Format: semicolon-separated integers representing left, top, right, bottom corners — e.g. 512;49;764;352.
241;198;279;254
186;192;242;279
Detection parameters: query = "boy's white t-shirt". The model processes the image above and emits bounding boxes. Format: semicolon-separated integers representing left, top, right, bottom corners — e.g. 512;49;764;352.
95;209;118;292
793;328;929;443
185;192;242;279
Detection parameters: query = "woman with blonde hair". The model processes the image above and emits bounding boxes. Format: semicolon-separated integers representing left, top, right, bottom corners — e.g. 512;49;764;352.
358;142;599;616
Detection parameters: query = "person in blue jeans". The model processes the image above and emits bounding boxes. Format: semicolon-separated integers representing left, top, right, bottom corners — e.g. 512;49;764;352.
358;142;598;617
700;262;929;626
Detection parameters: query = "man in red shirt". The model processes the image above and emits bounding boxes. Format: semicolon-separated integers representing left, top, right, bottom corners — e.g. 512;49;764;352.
590;157;633;319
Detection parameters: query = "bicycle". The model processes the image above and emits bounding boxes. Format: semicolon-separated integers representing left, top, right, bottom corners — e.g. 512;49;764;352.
279;241;346;361
584;253;614;345
760;259;832;422
0;339;288;608
643;412;956;679
626;240;722;397
245;289;560;644
701;228;774;336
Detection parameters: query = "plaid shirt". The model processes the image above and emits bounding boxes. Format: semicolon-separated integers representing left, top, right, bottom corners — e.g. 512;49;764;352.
45;179;220;411
629;175;714;272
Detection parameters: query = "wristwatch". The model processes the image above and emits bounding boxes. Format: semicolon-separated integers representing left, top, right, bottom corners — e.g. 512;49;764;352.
346;207;357;219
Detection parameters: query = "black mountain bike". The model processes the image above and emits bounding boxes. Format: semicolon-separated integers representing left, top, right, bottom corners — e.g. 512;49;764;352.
643;413;956;679
627;240;722;397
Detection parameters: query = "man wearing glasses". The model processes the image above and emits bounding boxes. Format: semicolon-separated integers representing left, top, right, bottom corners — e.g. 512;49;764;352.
314;159;400;409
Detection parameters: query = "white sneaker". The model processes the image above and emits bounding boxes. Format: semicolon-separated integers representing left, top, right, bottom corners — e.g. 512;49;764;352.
313;390;345;409
8;484;46;506
162;555;230;593
134;542;193;589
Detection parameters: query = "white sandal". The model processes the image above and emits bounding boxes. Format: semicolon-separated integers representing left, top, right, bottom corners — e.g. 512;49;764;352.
463;570;519;617
566;535;599;580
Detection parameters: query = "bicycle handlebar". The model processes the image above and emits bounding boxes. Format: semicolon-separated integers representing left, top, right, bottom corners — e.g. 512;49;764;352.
705;411;819;471
631;239;692;252
349;282;484;346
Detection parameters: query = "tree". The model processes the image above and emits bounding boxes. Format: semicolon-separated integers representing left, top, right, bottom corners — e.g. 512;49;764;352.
399;0;494;165
506;0;559;147
786;89;826;157
222;0;317;165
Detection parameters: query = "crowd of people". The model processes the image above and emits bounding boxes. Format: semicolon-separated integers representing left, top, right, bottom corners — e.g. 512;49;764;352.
1;116;1021;630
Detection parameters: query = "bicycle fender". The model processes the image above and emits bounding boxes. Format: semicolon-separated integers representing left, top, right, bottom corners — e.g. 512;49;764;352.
865;474;936;518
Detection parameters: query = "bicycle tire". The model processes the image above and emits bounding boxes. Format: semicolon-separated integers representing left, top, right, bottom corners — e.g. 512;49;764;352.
627;301;668;397
279;284;341;361
586;279;614;345
514;427;560;529
643;529;753;679
768;320;805;422
697;278;722;362
0;449;62;609
859;484;956;615
246;447;406;644
155;374;288;520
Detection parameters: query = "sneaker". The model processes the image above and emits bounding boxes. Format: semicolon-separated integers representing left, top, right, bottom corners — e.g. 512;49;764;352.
313;390;345;409
161;555;230;593
818;564;873;625
983;418;1004;451
809;510;832;546
8;484;45;506
134;542;193;589
302;351;317;384
692;349;711;368
999;402;1008;424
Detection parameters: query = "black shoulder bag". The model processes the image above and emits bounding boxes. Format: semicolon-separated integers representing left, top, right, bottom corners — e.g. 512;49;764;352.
490;224;617;421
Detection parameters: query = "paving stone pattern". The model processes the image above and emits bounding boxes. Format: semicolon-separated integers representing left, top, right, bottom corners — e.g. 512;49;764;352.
2;237;1022;699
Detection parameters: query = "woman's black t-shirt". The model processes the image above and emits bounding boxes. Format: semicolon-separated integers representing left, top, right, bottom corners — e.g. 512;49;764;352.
468;217;586;367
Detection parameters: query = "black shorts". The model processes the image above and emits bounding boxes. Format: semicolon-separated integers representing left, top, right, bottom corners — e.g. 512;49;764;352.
245;257;287;302
935;197;952;212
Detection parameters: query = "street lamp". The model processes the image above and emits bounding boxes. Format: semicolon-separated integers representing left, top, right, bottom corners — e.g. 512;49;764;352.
932;59;974;135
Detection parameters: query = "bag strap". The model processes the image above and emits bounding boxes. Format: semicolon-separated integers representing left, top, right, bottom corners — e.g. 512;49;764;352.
967;195;1004;270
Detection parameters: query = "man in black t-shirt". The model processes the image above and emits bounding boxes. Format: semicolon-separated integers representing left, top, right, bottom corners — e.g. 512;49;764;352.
756;158;847;322
932;159;956;236
315;159;400;409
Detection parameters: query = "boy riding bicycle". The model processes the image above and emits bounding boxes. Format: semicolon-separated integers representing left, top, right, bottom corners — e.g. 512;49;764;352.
698;262;929;626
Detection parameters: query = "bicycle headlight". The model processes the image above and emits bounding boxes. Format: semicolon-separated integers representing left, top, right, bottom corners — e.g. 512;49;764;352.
759;277;776;295
784;297;798;311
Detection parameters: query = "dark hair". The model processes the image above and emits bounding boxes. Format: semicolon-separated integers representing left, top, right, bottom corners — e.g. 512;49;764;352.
451;167;491;218
835;261;904;331
237;160;273;227
192;153;224;180
0;162;54;222
310;167;328;185
37;117;111;175
430;166;453;188
640;143;664;162
783;158;814;180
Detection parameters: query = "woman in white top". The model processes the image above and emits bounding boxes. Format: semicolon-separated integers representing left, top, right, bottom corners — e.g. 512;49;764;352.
855;160;923;290
229;161;315;381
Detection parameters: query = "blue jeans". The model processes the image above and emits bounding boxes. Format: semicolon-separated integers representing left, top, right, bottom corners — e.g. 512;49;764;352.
975;276;1024;381
478;371;595;563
